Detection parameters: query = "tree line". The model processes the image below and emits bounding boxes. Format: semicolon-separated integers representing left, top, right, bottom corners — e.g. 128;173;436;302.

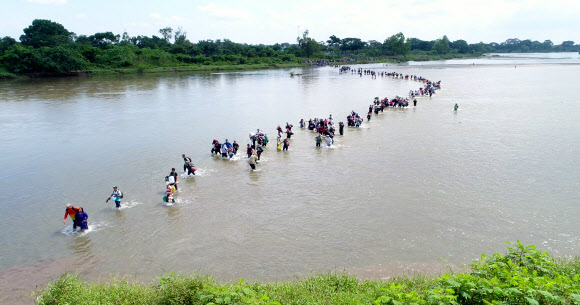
1;19;579;74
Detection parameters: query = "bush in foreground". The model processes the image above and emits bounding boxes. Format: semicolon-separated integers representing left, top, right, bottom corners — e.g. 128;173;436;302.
37;241;580;304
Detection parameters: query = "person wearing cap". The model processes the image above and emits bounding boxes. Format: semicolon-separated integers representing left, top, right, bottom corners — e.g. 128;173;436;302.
107;186;123;208
64;203;81;230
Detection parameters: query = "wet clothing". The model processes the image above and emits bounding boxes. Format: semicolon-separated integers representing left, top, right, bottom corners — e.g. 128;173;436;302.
111;190;122;208
187;163;196;175
165;185;175;203
76;211;88;231
64;206;81;229
169;171;178;190
184;158;196;175
183;156;194;174
248;154;258;170
221;145;228;157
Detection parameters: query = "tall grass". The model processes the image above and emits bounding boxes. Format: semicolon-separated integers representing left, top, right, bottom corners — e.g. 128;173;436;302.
37;241;580;304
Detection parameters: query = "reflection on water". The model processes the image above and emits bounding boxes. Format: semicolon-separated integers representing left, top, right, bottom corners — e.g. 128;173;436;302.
0;55;579;290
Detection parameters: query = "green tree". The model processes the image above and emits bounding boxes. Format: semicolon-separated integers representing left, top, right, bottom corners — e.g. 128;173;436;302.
89;32;119;49
384;32;411;56
1;44;39;73
37;46;88;73
174;27;187;45
121;32;130;44
95;45;138;67
20;19;74;48
542;40;554;51
131;35;170;50
158;27;173;43
432;35;451;54
77;44;100;63
197;40;219;56
297;30;320;58
340;37;366;53
326;35;341;48
451;39;469;53
0;36;17;55
409;38;434;51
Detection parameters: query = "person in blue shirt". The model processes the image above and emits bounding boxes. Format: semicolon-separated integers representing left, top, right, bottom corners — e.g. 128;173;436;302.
223;139;232;149
76;207;88;232
107;186;123;208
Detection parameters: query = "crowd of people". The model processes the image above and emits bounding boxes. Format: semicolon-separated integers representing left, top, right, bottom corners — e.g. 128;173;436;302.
300;58;377;67
62;67;446;232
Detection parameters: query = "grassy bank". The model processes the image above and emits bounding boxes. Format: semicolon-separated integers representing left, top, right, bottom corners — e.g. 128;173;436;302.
0;53;482;80
35;241;580;304
85;62;307;75
84;53;482;75
0;67;18;79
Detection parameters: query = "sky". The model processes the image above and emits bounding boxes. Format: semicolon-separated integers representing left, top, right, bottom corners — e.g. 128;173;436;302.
1;0;579;45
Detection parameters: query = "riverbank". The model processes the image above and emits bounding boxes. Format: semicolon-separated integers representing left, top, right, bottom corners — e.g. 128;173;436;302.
0;67;17;79
83;53;484;75
34;242;580;305
0;53;482;80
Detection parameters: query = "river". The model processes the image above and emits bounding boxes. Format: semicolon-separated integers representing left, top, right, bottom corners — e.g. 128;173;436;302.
0;52;579;301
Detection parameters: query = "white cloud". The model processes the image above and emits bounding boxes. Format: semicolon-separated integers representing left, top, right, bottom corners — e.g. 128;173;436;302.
25;0;67;4
169;16;186;23
149;13;161;19
75;13;87;19
198;2;250;19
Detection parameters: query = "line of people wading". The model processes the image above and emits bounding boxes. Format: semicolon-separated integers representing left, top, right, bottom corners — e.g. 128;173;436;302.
62;69;445;232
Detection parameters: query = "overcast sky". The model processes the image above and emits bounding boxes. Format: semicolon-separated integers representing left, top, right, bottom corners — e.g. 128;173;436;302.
1;0;578;45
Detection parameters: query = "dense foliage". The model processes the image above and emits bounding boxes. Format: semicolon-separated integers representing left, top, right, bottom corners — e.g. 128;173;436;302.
1;19;579;75
36;241;580;304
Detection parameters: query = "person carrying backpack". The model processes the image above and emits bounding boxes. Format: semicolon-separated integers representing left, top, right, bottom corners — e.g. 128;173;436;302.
107;186;123;208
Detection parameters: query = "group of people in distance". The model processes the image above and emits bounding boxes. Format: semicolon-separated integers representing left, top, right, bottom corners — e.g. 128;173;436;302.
276;123;293;151
347;112;365;127
211;139;240;160
301;116;337;147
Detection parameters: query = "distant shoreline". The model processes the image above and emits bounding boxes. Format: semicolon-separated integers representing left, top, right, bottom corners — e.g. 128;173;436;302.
0;53;482;80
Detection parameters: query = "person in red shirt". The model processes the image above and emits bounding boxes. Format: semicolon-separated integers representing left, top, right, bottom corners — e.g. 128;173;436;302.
165;182;175;203
63;203;80;230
